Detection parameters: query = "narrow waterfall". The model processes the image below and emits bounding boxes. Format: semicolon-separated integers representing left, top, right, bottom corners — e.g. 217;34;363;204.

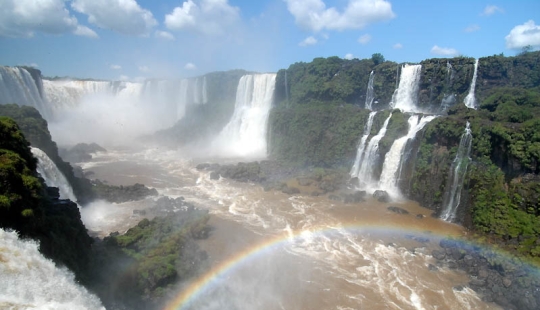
213;73;277;158
364;71;375;110
350;111;377;178
31;147;77;202
464;59;479;109
178;79;190;120
0;229;105;310
202;76;208;104
356;113;393;187
391;64;422;112
440;122;473;222
0;67;51;119
439;62;457;112
379;115;437;197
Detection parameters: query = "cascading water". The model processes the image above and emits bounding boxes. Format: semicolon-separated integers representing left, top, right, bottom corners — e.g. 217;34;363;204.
0;66;51;119
464;59;479;109
202;76;208;104
378;115;437;197
0;228;105;310
391;64;422;112
364;71;375;110
439;62;457;113
350;111;377;178
440;122;473;222
31;147;77;202
212;73;276;158
355;113;392;187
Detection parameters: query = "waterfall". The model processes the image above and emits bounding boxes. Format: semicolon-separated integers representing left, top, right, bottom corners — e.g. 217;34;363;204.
350;112;377;178
378;115;437;197
212;73;277;158
31;147;77;202
391;64;422;112
0;228;105;310
464;59;479;109
0;67;51;119
202;76;208;104
364;71;375;110
356;113;393;187
178;79;190;120
440;122;473;222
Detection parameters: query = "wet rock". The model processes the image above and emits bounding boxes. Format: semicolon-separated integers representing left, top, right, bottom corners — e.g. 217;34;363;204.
387;206;409;215
503;277;512;288
196;163;211;170
470;278;486;287
416;214;425;219
210;171;220;180
373;190;390;202
297;177;313;186
328;194;341;201
432;249;446;260
311;191;322;197
281;186;300;195
453;285;464;291
428;264;439;271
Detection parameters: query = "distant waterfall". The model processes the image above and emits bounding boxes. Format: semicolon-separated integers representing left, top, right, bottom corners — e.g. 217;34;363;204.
350;111;377;178
391;64;422;112
464;59;479;109
356;113;393;187
31;147;77;202
213;74;277;158
379;115;437;197
440;122;473;222
364;71;375;110
439;62;456;113
202;77;208;104
0;67;51;119
0;229;105;310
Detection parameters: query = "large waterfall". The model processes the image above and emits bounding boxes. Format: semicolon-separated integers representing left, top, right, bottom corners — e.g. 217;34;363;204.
350;111;377;178
378;115;437;197
212;74;276;158
464;59;479;109
440;122;473;222
392;64;422;112
0;228;105;310
364;71;375;110
0;66;51;119
355;113;393;187
31;147;77;202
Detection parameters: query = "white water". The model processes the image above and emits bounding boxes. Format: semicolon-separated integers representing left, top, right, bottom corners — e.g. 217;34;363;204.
379;115;437;197
0;228;105;310
212;73;277;158
440;122;473;222
355;113;392;188
392;65;422;112
464;59;479;109
350;111;377;178
364;71;375;110
31;147;77;202
0;67;51;119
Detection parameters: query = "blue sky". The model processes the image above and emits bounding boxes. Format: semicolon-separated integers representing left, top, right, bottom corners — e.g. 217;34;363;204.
0;0;539;80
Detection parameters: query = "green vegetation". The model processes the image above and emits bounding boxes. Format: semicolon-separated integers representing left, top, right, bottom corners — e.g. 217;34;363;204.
371;53;385;65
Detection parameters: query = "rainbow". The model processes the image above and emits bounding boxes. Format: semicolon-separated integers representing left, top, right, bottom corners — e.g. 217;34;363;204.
163;222;470;310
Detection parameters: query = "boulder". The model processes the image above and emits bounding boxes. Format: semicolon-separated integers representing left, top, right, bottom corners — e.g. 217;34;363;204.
387;206;409;215
210;171;220;180
373;190;390;202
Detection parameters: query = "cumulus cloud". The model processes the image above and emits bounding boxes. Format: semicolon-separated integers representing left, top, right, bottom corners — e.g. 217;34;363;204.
505;20;540;50
72;0;157;36
344;53;354;60
464;24;480;32
358;34;371;44
299;36;318;46
165;0;240;35
155;30;175;40
138;66;150;73
482;5;503;16
393;43;403;49
431;45;459;56
284;0;395;32
0;0;96;38
110;64;122;70
185;62;197;70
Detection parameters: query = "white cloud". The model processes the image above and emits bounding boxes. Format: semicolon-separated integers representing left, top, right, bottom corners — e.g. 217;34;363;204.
358;34;371;44
72;0;157;36
0;0;96;38
393;43;403;49
299;36;318;46
165;0;240;36
185;62;197;70
344;53;354;60
284;0;395;32
110;64;122;70
482;5;503;16
505;20;540;50
431;45;459;56
138;66;150;73
464;24;480;33
155;30;175;40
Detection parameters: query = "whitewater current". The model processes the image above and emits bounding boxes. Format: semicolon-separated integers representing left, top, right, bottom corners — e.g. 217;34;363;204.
78;148;500;310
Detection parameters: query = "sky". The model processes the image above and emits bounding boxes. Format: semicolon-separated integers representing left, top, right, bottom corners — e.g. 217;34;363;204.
0;0;539;80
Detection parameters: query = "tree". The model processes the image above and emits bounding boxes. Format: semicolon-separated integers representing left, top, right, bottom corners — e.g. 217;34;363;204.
519;45;533;55
371;53;385;65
